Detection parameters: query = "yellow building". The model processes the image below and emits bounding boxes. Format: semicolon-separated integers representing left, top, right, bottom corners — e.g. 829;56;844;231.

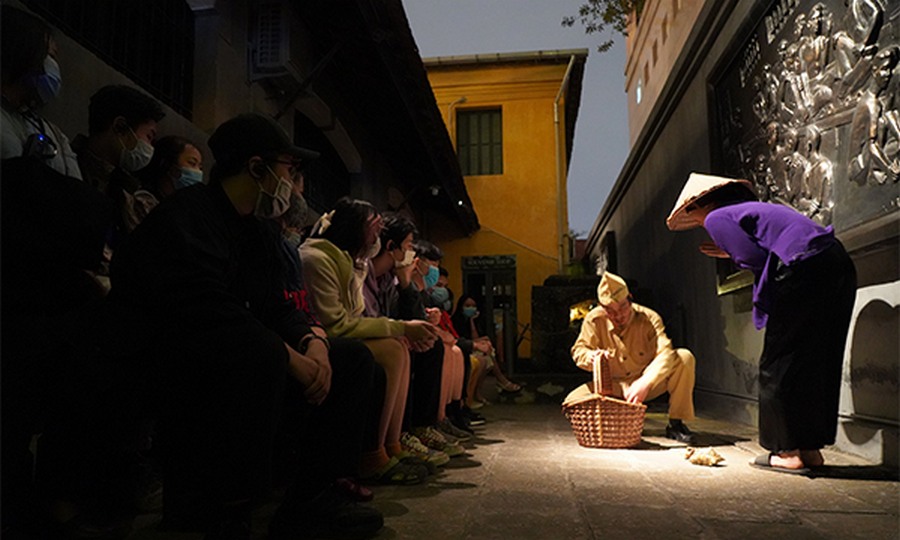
423;50;587;366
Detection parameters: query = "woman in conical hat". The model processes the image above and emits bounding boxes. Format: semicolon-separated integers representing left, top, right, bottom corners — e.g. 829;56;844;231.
667;172;857;474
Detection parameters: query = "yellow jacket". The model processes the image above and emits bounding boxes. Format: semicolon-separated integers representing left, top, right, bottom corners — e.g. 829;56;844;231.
571;303;679;385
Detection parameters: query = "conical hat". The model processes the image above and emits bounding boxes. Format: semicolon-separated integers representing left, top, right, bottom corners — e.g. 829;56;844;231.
666;173;755;231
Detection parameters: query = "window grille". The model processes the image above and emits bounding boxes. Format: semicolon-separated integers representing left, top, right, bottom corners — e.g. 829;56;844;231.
25;0;195;118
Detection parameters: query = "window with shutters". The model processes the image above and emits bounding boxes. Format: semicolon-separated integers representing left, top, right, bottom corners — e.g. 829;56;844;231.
456;108;503;175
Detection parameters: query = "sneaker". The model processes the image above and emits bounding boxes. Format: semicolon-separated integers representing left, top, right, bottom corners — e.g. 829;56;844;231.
448;413;476;435
400;432;450;466
436;418;472;442
462;408;486;426
411;426;465;457
269;484;383;540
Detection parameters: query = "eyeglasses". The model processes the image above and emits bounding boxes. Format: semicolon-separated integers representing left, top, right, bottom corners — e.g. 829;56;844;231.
270;159;304;181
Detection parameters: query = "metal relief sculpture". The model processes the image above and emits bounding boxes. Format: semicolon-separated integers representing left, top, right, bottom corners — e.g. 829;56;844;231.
716;0;899;229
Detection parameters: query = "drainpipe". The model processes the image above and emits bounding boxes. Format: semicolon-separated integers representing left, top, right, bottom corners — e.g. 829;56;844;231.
554;55;576;274
447;96;467;149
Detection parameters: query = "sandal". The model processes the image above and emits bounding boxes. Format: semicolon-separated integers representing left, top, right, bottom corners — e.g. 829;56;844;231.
362;456;428;485
497;381;523;393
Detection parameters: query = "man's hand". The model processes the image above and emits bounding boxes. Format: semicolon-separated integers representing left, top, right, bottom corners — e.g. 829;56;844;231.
286;343;331;405
699;241;730;258
404;319;438;343
624;376;652;405
394;258;416;288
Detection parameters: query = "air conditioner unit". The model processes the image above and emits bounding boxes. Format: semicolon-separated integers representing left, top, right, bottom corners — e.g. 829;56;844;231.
249;0;303;83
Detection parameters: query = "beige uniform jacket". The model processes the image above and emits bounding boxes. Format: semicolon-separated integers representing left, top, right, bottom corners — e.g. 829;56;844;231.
571;303;679;386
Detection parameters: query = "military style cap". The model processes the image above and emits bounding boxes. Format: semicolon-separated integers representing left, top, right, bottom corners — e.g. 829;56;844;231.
597;272;629;305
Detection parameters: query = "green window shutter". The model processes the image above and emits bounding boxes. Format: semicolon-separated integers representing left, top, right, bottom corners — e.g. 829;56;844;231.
456;108;502;175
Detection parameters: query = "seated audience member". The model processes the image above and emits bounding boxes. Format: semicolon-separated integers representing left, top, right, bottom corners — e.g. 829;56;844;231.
48;113;384;539
274;166;384;505
404;241;469;441
134;135;204;210
363;217;465;458
451;294;498;409
453;296;522;408
1;5;82;179
428;267;480;436
1;158;113;536
71;84;165;234
565;272;697;444
300;198;441;483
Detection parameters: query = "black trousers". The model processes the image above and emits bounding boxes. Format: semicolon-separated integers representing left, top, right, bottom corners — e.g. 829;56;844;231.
277;338;382;495
403;341;444;430
758;242;857;452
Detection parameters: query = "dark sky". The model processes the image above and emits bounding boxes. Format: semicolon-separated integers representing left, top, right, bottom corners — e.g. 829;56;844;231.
404;0;629;237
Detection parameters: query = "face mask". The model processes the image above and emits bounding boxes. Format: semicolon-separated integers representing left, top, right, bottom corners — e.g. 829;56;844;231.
284;230;303;249
462;306;478;318
394;249;415;268
119;127;154;171
423;264;440;289
287;193;309;228
174;168;203;190
32;56;61;106
430;287;449;310
366;236;382;260
254;166;293;219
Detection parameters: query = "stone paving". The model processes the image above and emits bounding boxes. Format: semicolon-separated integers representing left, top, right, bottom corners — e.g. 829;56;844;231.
130;388;899;539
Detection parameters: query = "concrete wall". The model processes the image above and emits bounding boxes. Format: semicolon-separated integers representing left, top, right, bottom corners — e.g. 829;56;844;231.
588;0;899;465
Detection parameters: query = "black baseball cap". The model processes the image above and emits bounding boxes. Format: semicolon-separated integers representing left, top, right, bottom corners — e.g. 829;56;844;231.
208;113;319;167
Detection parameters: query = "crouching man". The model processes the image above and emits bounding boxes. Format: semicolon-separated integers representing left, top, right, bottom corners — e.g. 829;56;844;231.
566;272;697;443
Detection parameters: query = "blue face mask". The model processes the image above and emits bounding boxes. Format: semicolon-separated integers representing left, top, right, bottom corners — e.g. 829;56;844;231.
174;168;203;190
423;265;440;290
430;286;449;310
462;306;478;318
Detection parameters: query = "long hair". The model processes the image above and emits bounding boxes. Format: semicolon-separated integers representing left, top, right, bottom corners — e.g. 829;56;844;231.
313;197;378;259
451;293;485;340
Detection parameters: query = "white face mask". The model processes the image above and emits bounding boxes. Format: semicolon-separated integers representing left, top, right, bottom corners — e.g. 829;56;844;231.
254;166;293;219
366;236;382;260
394;248;415;268
119;127;154;171
33;56;62;106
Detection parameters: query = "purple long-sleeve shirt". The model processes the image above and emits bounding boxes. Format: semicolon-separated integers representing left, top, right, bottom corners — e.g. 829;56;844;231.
704;201;835;329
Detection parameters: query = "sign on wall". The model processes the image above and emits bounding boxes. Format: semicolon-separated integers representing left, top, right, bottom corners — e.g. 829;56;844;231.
713;0;899;232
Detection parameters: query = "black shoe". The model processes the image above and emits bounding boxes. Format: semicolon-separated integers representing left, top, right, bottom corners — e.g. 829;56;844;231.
461;408;486;426
665;420;695;444
270;483;384;540
448;414;475;435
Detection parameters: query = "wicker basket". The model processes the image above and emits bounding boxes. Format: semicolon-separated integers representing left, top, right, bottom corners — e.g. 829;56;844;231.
562;354;646;448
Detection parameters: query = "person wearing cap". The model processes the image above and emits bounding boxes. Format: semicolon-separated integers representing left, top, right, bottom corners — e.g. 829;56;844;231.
566;272;697;444
101;113;382;538
666;172;856;474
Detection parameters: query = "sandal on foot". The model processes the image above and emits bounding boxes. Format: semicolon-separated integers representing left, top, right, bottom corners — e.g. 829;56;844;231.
497;381;523;393
749;453;810;475
362;456;427;485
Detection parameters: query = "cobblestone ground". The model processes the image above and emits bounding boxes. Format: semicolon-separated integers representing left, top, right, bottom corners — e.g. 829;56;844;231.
131;387;899;540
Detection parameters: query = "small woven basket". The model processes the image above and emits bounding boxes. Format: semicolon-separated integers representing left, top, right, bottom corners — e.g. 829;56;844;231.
562;354;646;448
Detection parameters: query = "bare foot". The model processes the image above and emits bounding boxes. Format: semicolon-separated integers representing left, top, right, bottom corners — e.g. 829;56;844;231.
769;451;806;470
800;450;825;467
